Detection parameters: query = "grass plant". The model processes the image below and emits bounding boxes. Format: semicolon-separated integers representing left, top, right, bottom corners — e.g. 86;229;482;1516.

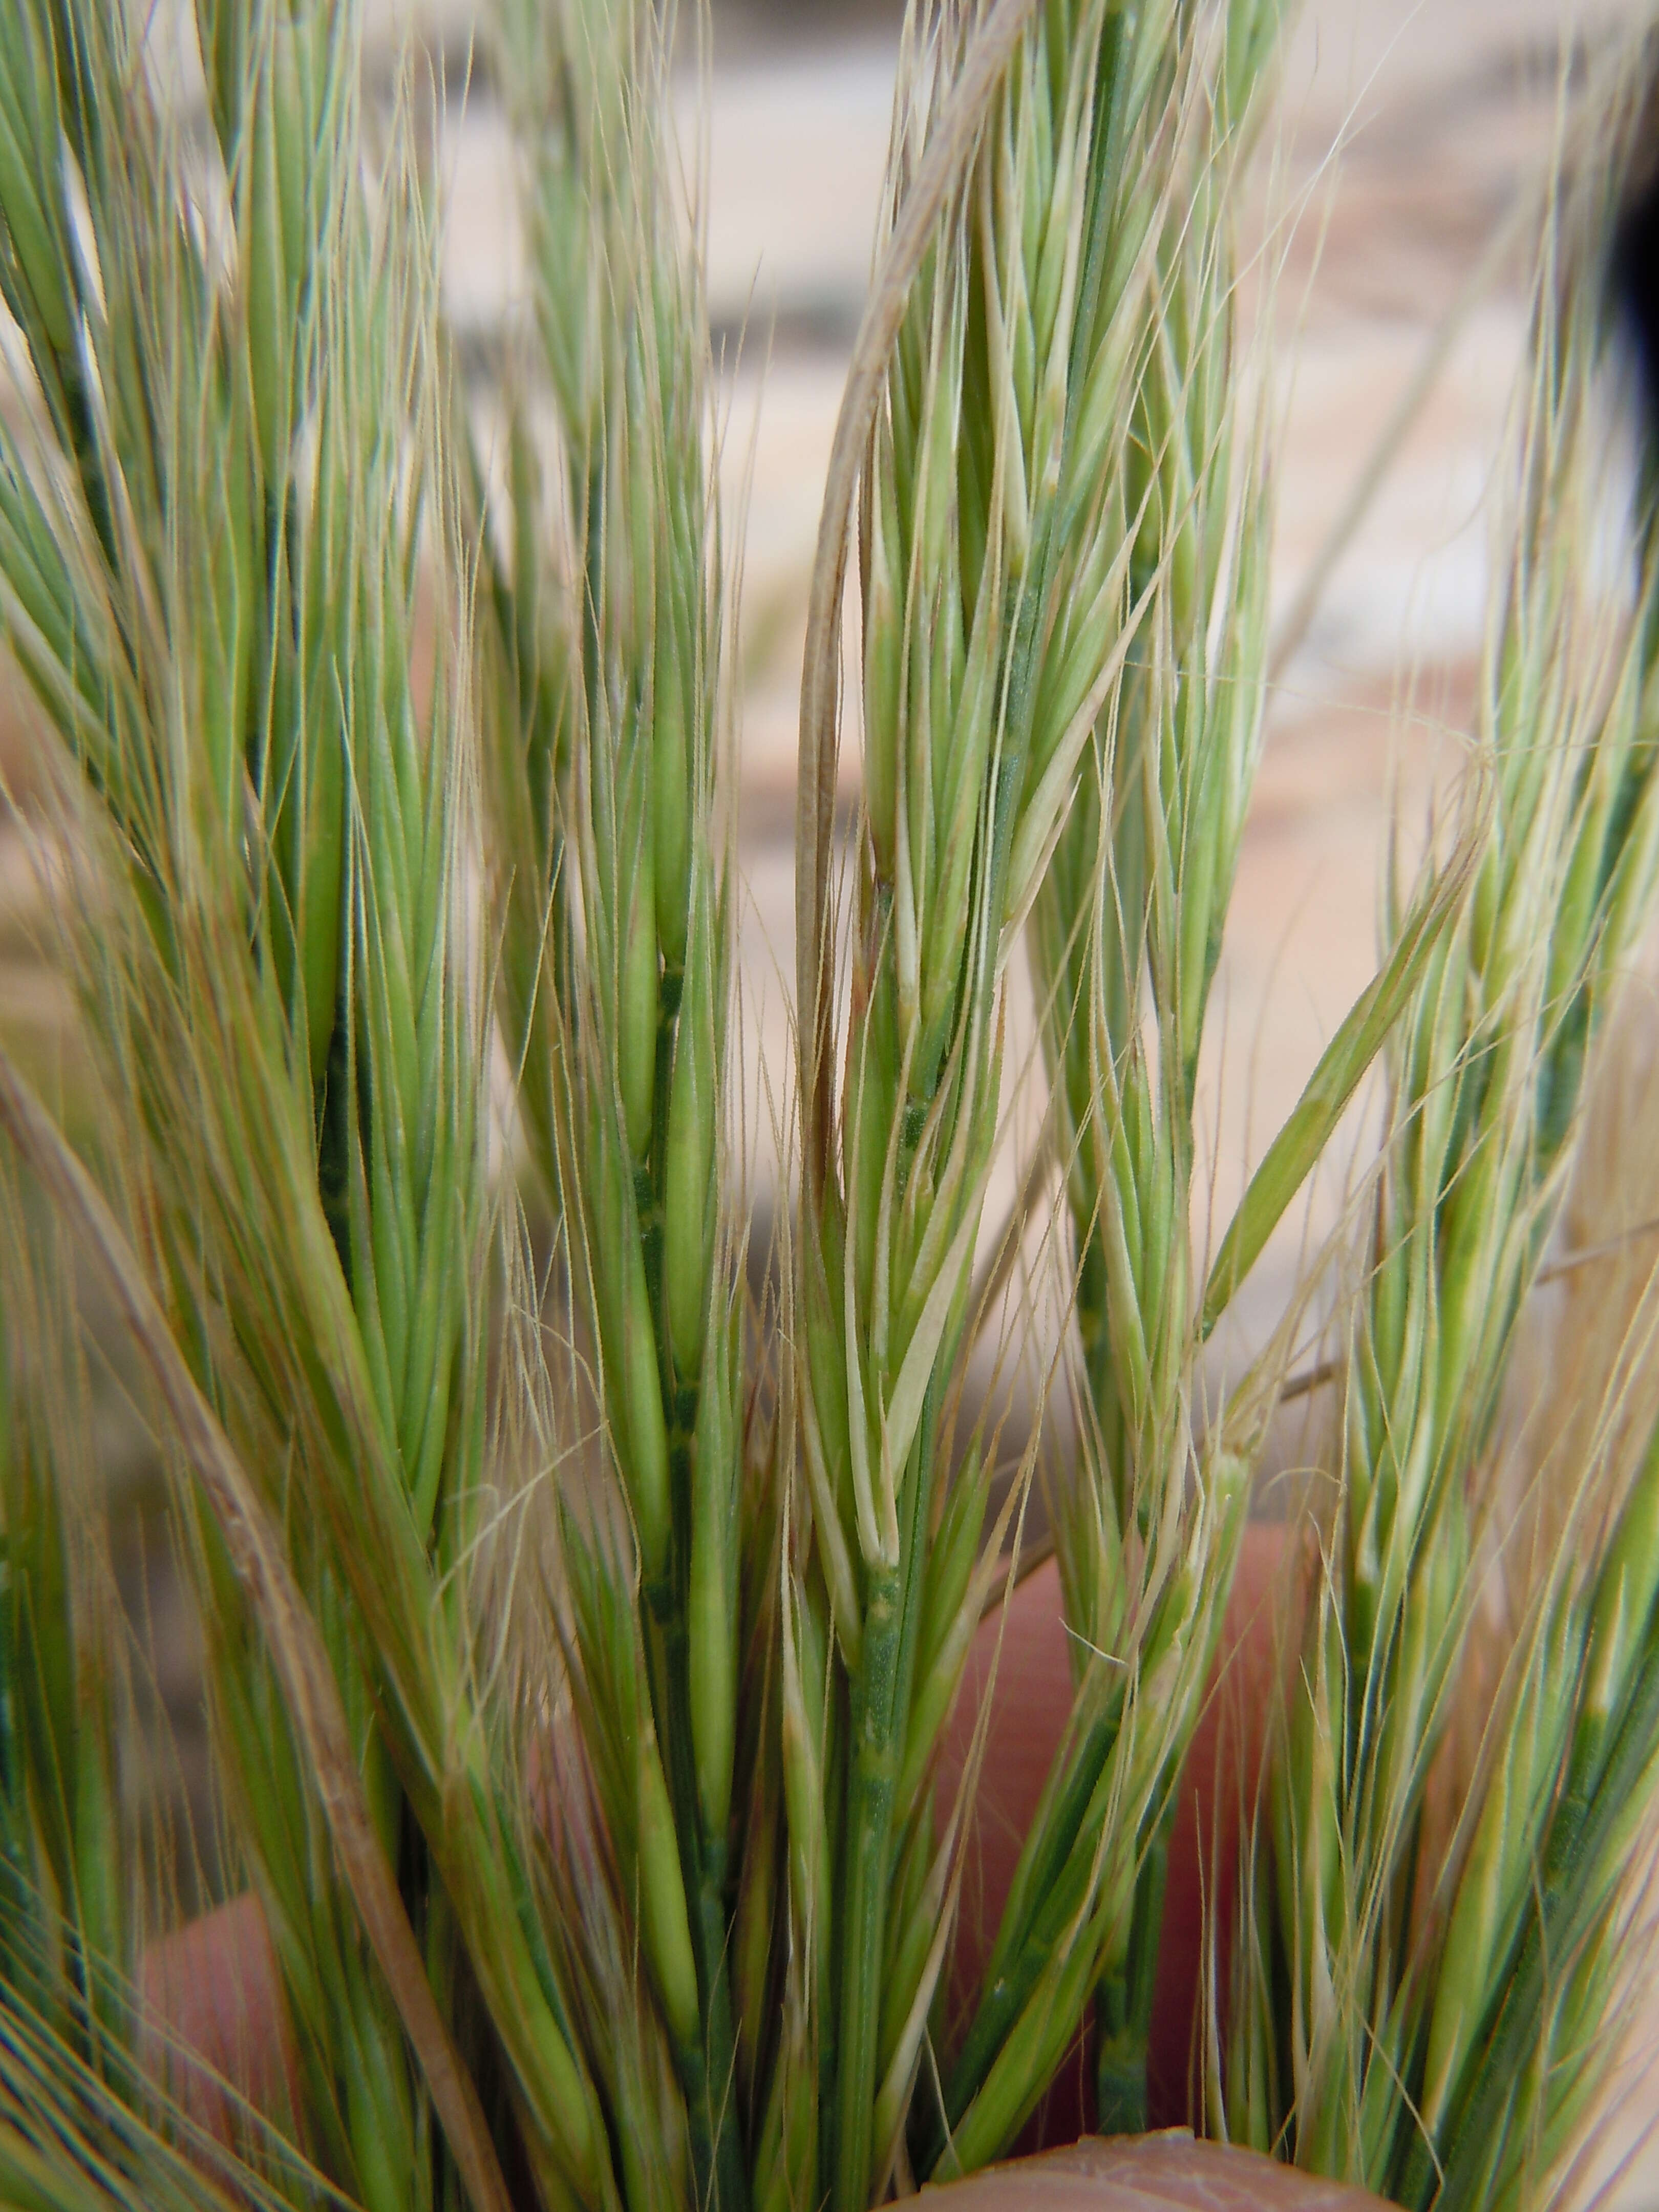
1218;47;1659;2209
0;2;1657;2210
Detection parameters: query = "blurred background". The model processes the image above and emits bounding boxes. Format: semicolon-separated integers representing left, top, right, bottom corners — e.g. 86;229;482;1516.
4;0;1659;2195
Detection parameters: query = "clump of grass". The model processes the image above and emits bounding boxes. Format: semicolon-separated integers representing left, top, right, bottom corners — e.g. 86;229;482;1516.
0;3;583;2204
1220;40;1659;2208
1;3;1659;2211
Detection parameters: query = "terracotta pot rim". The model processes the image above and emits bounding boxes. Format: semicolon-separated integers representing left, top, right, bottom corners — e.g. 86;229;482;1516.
917;2131;1392;2210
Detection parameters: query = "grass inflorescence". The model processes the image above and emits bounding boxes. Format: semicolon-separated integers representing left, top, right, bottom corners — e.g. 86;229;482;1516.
1;3;1659;2210
1218;48;1659;2207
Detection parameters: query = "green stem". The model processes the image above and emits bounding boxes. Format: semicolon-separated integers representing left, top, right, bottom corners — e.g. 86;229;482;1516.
832;1568;903;2212
638;964;746;2212
817;1672;848;2210
695;1845;748;2212
645;1558;748;2212
1094;1818;1169;2135
832;1395;937;2212
914;1683;1124;2180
